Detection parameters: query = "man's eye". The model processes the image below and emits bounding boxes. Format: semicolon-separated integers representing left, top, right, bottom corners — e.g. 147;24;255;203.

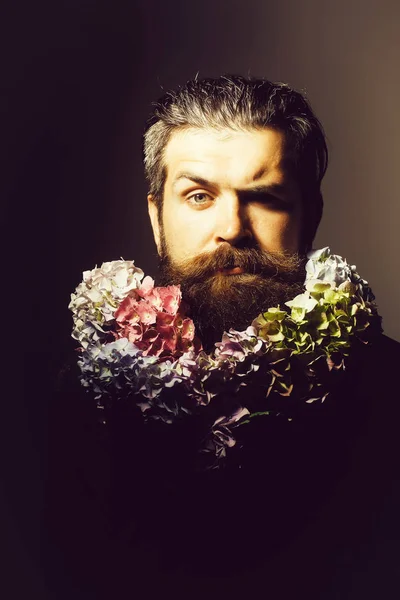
251;193;293;212
187;193;212;206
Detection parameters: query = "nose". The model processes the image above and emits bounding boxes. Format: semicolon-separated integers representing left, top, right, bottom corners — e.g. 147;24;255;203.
214;194;252;246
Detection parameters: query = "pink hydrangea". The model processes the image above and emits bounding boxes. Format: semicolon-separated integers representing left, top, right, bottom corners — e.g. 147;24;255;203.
112;277;201;358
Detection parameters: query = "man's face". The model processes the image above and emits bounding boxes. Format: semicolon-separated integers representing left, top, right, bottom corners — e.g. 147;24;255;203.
148;126;305;349
149;126;302;261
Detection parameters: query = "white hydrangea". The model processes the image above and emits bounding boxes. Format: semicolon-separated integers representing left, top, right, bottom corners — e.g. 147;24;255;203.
78;337;142;392
69;259;144;349
285;292;318;312
305;247;353;288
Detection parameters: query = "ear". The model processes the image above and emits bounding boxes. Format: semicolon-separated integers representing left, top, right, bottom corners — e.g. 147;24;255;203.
147;194;161;254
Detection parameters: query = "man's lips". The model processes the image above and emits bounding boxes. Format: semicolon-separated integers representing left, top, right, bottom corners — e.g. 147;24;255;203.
218;266;245;275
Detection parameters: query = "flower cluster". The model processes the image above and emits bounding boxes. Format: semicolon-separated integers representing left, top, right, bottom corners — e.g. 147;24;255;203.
69;248;382;469
69;260;144;349
112;276;200;358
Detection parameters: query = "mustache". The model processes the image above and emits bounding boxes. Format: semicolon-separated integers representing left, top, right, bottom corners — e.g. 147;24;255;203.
159;244;306;284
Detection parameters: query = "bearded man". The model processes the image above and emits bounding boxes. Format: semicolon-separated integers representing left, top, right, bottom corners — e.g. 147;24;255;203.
48;75;400;600
145;75;324;350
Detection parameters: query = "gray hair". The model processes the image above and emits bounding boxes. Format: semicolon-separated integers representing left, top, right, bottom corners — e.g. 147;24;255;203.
143;74;327;251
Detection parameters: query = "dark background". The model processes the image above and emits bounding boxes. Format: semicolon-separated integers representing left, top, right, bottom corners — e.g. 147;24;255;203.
2;0;399;597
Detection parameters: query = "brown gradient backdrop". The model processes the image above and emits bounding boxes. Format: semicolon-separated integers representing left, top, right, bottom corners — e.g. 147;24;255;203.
1;1;399;598
111;0;400;342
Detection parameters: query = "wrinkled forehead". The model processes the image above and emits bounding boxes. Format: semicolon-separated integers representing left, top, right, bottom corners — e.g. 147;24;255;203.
163;126;296;189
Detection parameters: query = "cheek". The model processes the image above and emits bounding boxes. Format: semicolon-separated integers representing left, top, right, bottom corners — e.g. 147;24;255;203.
163;208;211;259
252;210;302;251
280;218;302;250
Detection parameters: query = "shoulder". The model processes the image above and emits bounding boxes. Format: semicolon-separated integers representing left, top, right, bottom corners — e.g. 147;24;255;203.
370;333;400;360
343;334;400;403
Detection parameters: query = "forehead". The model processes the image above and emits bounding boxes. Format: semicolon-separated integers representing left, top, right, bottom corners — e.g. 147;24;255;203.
163;127;291;188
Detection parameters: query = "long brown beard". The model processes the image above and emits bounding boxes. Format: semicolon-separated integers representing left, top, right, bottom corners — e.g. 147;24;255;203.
157;239;307;352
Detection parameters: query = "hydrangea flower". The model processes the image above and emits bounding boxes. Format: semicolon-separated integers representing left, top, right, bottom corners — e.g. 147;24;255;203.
69;259;144;349
69;248;382;469
112;277;200;358
77;337;145;413
199;406;251;464
305;247;353;286
285;292;319;322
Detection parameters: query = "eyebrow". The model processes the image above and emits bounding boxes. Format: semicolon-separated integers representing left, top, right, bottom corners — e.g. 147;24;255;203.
172;173;212;190
172;172;290;197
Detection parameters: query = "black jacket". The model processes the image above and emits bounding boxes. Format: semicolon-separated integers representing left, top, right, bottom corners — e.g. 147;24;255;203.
44;334;400;599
